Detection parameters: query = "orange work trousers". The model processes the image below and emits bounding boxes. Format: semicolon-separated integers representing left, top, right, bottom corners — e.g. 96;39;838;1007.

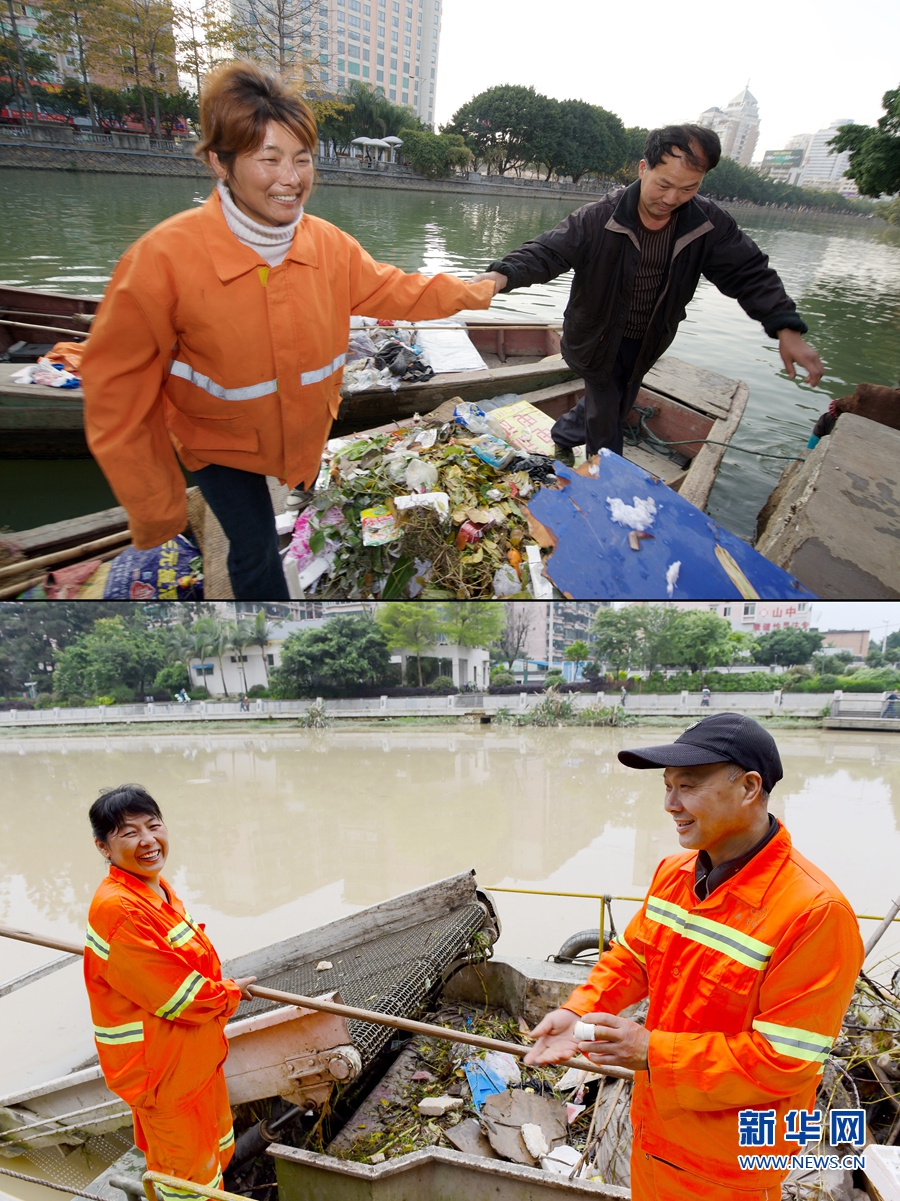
132;1067;235;1199
631;1143;781;1201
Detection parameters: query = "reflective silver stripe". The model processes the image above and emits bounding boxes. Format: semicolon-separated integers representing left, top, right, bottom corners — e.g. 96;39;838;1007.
168;359;278;402
752;1019;833;1063
301;352;346;386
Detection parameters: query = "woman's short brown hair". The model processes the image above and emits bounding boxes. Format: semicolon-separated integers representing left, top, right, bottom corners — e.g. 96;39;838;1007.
196;60;318;172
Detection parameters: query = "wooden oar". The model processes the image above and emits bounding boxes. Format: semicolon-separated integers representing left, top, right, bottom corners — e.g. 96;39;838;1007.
0;923;632;1081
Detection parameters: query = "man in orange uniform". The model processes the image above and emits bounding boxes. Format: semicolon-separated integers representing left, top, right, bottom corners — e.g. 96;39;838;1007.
525;714;863;1200
84;784;256;1200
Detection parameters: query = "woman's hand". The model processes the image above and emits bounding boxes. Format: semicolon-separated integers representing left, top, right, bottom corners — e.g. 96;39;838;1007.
232;976;257;1000
469;271;508;296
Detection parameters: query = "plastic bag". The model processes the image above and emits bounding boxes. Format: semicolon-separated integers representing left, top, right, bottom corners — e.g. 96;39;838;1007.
471;434;516;469
482;1050;521;1086
404;458;439;492
103;534;203;600
361;504;400;545
394;492;450;521
492;563;521;598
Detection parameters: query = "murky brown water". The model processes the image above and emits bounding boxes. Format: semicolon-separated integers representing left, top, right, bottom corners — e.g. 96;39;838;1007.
1;725;898;1195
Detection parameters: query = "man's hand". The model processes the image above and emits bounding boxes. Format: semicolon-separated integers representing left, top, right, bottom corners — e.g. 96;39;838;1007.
523;1007;580;1066
778;329;824;387
576;1011;650;1072
469;270;508;296
232;975;257;1000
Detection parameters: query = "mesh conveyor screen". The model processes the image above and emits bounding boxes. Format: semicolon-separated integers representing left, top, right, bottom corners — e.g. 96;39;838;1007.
232;903;487;1064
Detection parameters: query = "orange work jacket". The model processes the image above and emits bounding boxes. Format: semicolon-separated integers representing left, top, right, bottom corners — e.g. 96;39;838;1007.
564;823;862;1189
81;190;494;549
84;864;242;1112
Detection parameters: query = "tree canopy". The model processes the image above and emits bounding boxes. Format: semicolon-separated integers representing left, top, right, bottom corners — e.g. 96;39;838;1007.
830;85;900;198
400;129;470;179
751;628;824;667
270;615;391;697
445;84;627;181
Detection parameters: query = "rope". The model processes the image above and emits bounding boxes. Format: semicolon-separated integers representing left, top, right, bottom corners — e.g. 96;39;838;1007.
0;1165;111;1201
626;406;803;461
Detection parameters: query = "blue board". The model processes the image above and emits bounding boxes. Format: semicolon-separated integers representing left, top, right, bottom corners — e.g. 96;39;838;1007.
527;452;817;600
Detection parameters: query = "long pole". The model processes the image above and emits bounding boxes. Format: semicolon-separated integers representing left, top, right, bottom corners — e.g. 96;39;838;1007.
865;894;900;958
0;924;633;1081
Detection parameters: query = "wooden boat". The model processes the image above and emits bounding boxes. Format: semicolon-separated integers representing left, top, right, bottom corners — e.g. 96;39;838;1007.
0;871;498;1152
0;285;576;459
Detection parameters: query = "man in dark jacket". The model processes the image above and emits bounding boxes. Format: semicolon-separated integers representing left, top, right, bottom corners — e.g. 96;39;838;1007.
471;124;824;463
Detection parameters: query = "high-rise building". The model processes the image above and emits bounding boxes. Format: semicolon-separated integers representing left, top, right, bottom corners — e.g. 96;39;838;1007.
315;0;441;126
697;85;760;168
798;120;855;193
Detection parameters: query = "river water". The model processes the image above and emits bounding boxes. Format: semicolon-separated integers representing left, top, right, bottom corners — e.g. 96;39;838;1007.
1;169;899;538
1;725;898;1106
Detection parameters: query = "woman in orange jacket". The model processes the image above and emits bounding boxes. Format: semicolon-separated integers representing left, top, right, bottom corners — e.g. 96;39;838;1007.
84;784;256;1198
81;61;496;599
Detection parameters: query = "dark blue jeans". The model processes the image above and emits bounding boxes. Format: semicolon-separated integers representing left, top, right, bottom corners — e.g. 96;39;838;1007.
551;336;644;456
192;464;289;600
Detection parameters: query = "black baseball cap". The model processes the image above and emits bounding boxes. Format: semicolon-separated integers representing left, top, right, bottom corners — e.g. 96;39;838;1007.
617;713;783;795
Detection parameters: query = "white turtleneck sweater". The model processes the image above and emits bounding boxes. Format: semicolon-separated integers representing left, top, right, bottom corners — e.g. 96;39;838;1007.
217;180;303;267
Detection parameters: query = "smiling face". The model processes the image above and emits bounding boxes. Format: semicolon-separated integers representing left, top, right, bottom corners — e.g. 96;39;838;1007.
637;147;706;226
663;761;769;867
210;120;314;227
96;811;169;890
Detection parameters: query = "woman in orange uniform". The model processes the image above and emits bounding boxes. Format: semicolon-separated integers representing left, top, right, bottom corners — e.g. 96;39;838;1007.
81;61;496;600
84;784;255;1199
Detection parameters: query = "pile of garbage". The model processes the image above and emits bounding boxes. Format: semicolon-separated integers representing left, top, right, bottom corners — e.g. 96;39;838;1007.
343;318;435;392
284;401;560;600
325;1002;633;1187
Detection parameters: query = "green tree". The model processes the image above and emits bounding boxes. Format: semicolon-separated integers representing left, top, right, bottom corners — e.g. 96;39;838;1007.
0;601;127;695
830;86;900;198
438;602;505;649
192;616;230;696
37;0;111;131
400;129;471;179
554;99;627;183
0;30;54;118
663;611;736;675
376;601;441;686
589;607;639;674
629;603;683;673
564;639;590;678
612;126;648;184
248;609;276;688
446;83;555;176
271;615;390;697
53;616;166;701
227;619;254;694
886;630;900;655
751;628;823;667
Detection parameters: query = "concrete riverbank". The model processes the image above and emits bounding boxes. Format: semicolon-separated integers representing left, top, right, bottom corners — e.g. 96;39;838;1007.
0;138;877;218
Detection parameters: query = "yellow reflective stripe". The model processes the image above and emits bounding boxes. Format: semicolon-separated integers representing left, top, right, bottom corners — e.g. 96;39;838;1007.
166;919;195;950
94;1021;143;1045
646;895;774;971
85;922;110;961
613;933;646;966
218;1128;234;1151
156;970;206;1020
752;1019;833;1063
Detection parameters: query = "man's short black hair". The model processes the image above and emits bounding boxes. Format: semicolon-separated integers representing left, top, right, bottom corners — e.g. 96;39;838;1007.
89;784;163;842
644;124;721;173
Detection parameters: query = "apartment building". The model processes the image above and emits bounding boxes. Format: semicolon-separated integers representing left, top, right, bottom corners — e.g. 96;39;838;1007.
315;0;441;124
671;601;815;634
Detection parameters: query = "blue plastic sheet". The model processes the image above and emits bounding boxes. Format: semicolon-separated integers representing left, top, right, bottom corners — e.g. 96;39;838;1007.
527;453;818;600
464;1060;507;1112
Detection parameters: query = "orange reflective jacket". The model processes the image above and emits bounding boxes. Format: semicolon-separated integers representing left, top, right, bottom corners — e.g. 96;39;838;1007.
84;865;242;1111
564;823;863;1189
81;191;494;549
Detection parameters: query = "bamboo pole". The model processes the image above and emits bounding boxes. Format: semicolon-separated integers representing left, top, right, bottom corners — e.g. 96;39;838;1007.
0;318;89;339
0;924;632;1082
0;530;131;583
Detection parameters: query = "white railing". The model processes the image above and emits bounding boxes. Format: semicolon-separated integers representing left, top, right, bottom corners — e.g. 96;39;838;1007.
0;690;854;727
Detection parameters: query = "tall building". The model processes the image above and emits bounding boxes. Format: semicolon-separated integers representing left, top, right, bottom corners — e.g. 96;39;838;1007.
697;85;760;168
315;0;441;125
798;120;855;193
